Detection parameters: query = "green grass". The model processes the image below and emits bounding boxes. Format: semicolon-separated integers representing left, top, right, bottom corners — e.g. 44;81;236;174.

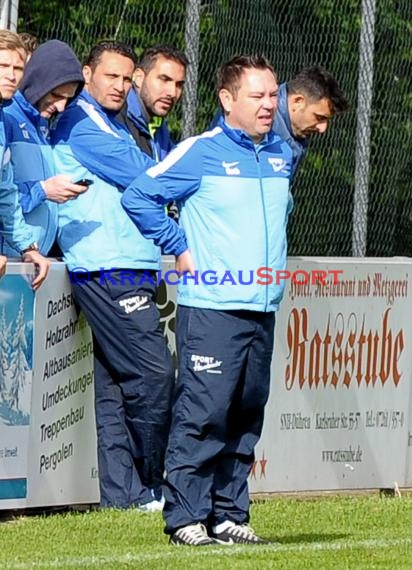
1;495;412;569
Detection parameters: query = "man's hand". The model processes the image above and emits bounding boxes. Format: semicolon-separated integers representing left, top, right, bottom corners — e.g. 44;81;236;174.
22;250;51;290
43;174;90;203
0;255;7;278
176;249;196;276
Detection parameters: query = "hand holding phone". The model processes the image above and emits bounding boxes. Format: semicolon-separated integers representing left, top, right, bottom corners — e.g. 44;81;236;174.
44;174;93;203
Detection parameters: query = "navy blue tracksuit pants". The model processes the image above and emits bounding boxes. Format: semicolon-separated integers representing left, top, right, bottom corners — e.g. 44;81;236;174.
72;270;174;508
163;306;275;533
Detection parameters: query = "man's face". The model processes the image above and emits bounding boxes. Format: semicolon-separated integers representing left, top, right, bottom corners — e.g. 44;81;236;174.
83;51;134;111
0;48;25;100
134;55;186;117
37;82;80;119
219;68;278;143
289;94;333;139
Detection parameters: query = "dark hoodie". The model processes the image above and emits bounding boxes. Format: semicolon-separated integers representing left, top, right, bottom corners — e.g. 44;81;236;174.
19;39;84;107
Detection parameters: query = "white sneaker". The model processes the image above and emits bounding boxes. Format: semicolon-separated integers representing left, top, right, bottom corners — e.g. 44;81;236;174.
137;499;164;513
170;523;215;546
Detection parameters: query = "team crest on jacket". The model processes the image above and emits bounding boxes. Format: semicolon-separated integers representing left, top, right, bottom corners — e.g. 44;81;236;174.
268;157;288;173
19;122;30;140
40;125;50;140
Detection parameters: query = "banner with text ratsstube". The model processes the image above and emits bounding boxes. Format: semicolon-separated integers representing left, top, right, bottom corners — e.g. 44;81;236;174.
251;258;412;492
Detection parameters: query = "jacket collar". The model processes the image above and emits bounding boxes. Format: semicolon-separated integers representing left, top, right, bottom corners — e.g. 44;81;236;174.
79;89;120;119
13;90;49;130
218;114;277;150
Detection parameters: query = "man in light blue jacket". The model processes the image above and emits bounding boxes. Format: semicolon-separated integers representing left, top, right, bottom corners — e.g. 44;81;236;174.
0;30;49;288
122;55;293;545
52;41;174;512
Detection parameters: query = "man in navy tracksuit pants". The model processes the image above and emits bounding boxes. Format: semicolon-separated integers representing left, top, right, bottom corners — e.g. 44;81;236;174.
52;42;174;511
122;54;293;544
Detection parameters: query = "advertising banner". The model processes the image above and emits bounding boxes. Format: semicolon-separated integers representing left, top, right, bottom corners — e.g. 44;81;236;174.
251;258;412;492
27;264;99;506
2;257;412;508
0;262;98;509
0;263;34;508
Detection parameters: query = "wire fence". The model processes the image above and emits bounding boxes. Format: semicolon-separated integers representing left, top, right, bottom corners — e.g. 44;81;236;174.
15;0;412;257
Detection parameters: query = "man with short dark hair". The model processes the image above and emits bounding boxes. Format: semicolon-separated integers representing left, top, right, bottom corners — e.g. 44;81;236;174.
117;44;188;161
52;41;174;511
122;54;293;545
0;29;49;288
117;45;188;220
275;65;349;177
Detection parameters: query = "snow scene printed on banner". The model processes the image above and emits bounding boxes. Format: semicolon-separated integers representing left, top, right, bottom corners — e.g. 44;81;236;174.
0;276;34;426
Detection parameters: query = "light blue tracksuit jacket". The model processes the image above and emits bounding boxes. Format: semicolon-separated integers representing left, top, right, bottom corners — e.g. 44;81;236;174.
51;90;159;271
3;91;57;255
122;118;293;312
0;104;34;255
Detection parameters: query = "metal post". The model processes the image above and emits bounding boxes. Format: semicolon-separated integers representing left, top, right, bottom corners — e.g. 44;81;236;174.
352;0;376;257
9;0;19;31
114;0;129;39
0;0;19;30
182;0;201;139
0;0;10;29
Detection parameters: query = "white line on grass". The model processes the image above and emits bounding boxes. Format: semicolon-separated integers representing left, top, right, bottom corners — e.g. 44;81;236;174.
4;537;412;569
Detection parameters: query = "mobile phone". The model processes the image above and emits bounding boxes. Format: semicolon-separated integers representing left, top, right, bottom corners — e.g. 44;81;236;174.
74;178;94;186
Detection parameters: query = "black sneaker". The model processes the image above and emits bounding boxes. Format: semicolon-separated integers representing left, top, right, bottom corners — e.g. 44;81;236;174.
170;523;216;546
212;522;268;545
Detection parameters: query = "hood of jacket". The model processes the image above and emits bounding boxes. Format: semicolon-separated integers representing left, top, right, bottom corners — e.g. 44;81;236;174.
19;40;84;108
274;83;309;177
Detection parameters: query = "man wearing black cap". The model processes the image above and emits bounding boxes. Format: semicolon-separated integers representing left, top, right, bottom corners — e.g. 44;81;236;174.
2;39;87;257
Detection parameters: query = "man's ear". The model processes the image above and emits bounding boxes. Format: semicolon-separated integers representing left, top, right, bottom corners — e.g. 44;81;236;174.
83;65;92;85
218;88;233;114
289;92;306;112
133;68;145;89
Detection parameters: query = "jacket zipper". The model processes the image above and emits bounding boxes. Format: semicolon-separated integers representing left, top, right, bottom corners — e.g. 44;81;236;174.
255;149;269;311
